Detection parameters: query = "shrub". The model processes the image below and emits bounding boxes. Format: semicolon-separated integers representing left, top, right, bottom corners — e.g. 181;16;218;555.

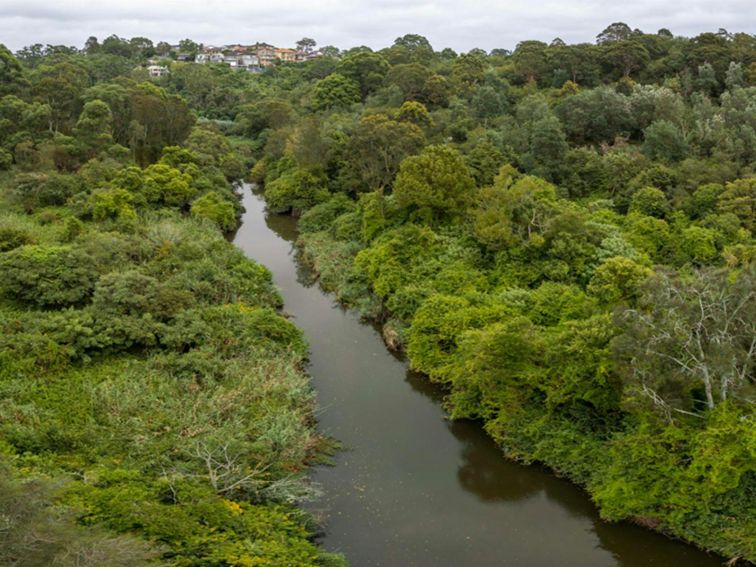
0;245;99;307
12;172;84;212
264;168;330;214
190;191;238;231
0;226;34;251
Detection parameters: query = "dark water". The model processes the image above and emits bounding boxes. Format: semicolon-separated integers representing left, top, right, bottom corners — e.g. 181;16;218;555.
233;186;723;567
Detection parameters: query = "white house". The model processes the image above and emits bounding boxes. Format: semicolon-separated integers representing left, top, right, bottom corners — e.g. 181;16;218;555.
223;55;239;67
239;54;260;67
147;65;169;78
196;51;225;64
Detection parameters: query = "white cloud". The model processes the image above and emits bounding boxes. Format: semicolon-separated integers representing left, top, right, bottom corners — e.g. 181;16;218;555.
1;0;753;52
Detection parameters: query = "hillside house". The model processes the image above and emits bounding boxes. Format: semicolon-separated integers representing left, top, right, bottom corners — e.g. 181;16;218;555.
147;65;169;77
196;51;225;63
253;43;277;66
275;47;297;62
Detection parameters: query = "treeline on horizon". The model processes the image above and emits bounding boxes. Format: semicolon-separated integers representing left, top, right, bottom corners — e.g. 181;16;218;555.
0;20;754;565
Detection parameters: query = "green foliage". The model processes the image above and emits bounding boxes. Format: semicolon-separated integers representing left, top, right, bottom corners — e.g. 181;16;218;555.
354;224;440;299
0;44;26;96
678;225;720;265
556;86;632;144
0;44;346;562
0;214;38;251
407;294;511;380
0;244;99;307
629;186;669;217
11;172;84;212
0;464;159;566
264;166;330;213
718;177;755;232
5;25;756;562
298;193;357;234
471;168;560;250
90;187;137;221
688;182;724;219
643;119;688;162
335;51;390;98
311;73;361;110
465;139;506;187
344;113;425;192
128;82;196;165
0;148;12;170
397;100;432;127
393;144;475;224
0;202;340;565
74;99;114;159
142;163;197;207
587;256;653;304
190;191;238;231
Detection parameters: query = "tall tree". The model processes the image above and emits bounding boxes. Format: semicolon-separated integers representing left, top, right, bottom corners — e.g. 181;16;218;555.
74;99;114;159
393;144;476;223
596;22;633;44
296;37;317;52
0;44;27;96
335;51;390;98
128;82;195;165
345;113;425;192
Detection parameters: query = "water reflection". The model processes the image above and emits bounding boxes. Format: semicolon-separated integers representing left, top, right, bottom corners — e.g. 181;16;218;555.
452;419;543;504
409;368;722;565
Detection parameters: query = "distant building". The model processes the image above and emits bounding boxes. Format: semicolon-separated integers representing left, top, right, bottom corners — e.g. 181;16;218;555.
252;43;277;67
147;65;169;78
239;54;260;68
275;47;297;62
195;51;261;72
196;51;224;64
223;55;240;68
193;42;316;69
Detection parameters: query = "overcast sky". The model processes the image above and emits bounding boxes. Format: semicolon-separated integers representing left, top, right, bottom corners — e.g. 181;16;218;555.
1;0;754;53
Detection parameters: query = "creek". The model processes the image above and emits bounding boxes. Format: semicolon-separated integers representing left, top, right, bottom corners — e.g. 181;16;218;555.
233;185;721;567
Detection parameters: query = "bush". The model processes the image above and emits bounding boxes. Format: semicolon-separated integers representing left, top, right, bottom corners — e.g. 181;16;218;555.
142;163;196;207
12;172;85;212
587;256;653;304
161;304;307;357
642;119;688;162
629;186;669;218
0;245;99;307
678;226;719;265
0;148;12;170
90;188;137;221
264;168;330;214
190;191;238;231
298;194;357;234
0;464;159;567
0;226;34;251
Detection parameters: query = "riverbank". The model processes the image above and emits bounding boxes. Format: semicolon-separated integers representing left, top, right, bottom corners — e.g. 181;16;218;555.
291;208;753;563
0;174;343;565
237;185;728;567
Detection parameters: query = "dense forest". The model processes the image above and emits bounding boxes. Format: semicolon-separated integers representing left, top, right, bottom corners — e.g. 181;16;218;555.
0;22;754;564
0;40;343;566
